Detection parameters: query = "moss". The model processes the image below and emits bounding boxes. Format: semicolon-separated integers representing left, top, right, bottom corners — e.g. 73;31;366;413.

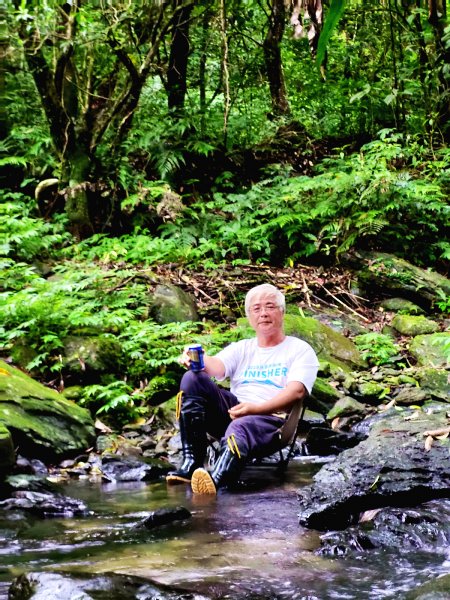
0;360;95;461
392;315;439;336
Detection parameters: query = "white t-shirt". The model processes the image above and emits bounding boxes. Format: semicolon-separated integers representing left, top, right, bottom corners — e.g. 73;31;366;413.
215;336;319;406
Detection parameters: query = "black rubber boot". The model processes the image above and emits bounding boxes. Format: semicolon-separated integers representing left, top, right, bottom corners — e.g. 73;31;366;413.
191;439;246;495
166;399;207;485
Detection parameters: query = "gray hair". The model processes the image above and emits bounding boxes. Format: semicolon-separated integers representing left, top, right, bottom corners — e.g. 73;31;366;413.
245;284;285;317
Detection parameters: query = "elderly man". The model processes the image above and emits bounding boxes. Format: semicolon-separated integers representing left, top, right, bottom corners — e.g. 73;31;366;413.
166;283;319;495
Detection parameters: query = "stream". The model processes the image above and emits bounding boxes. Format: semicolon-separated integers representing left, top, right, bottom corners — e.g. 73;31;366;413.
1;458;449;600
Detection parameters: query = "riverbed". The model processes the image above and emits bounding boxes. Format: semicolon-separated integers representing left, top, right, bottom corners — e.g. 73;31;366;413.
1;458;449;599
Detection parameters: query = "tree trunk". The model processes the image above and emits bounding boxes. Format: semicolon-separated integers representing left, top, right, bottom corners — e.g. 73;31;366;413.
167;2;193;116
63;149;93;239
263;0;290;117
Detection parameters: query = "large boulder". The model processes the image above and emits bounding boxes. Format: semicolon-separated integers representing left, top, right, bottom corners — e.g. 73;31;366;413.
150;283;198;324
283;314;365;370
0;361;95;463
353;252;450;311
298;405;450;530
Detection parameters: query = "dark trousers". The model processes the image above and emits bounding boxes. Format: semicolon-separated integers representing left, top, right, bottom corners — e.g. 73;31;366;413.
180;371;285;458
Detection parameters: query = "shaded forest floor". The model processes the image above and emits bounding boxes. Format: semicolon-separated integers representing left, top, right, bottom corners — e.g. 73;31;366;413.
152;261;386;330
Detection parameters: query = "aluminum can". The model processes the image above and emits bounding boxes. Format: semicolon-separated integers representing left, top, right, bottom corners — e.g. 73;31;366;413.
188;344;205;372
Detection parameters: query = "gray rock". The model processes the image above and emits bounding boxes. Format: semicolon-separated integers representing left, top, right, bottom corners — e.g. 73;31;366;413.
379;298;425;314
298;406;450;530
0;489;89;517
409;333;450;368
100;455;171;482
141;506;191;529
354;251;450;310
150;283;198;324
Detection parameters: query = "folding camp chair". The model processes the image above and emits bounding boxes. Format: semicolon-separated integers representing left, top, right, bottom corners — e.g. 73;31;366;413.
207;398;307;476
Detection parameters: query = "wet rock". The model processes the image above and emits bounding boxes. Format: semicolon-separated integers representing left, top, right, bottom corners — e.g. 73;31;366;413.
9;572;94;600
318;499;450;557
0;361;95;463
141;506;191;529
100;454;171;482
298;405;450;530
303;426;367;456
403;572;450;599
9;572;212;600
15;456;49;476
0;487;89;517
392;314;439;336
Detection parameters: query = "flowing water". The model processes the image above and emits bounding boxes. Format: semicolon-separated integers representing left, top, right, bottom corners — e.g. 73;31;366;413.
1;458;449;600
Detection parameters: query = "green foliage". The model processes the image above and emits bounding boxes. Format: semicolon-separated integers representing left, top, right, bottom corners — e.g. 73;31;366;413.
0;191;72;261
316;0;346;69
80;381;148;425
114;132;446;268
434;291;450;315
354;332;401;366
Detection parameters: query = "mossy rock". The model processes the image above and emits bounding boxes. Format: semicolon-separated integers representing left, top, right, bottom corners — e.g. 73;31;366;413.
391;314;439;336
409;333;450;368
0;360;95;462
311;377;343;409
356;381;389;401
327;396;367;420
149;283;199;324
415;367;450;401
379;298;425;315
357;252;450;310
62;335;123;378
283;314;365;369
0;422;15;473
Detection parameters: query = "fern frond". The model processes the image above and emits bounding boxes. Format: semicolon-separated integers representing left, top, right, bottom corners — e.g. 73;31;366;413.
0;156;28;167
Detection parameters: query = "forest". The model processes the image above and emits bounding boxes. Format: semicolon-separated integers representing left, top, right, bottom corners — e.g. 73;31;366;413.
1;0;449;424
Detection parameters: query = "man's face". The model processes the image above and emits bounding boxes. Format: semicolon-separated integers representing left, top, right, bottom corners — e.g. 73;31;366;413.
247;292;284;337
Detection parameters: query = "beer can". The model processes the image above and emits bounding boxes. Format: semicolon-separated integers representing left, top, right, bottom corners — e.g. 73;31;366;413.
188;344;205;372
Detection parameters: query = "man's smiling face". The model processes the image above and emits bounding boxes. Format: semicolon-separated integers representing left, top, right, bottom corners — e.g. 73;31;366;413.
247;291;284;340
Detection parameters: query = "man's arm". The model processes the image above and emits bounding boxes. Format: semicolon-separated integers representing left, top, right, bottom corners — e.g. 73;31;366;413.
204;354;226;379
228;381;307;419
180;347;226;379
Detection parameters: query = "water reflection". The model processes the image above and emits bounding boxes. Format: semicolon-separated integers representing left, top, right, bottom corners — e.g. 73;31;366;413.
0;459;449;599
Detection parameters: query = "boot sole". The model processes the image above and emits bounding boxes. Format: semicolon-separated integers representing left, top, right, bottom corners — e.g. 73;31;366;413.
191;468;217;495
166;474;191;485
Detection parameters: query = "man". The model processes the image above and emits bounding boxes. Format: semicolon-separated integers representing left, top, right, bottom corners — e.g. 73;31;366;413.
166;283;319;495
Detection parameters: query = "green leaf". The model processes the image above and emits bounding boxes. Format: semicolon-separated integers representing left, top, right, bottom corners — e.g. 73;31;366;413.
316;0;346;68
